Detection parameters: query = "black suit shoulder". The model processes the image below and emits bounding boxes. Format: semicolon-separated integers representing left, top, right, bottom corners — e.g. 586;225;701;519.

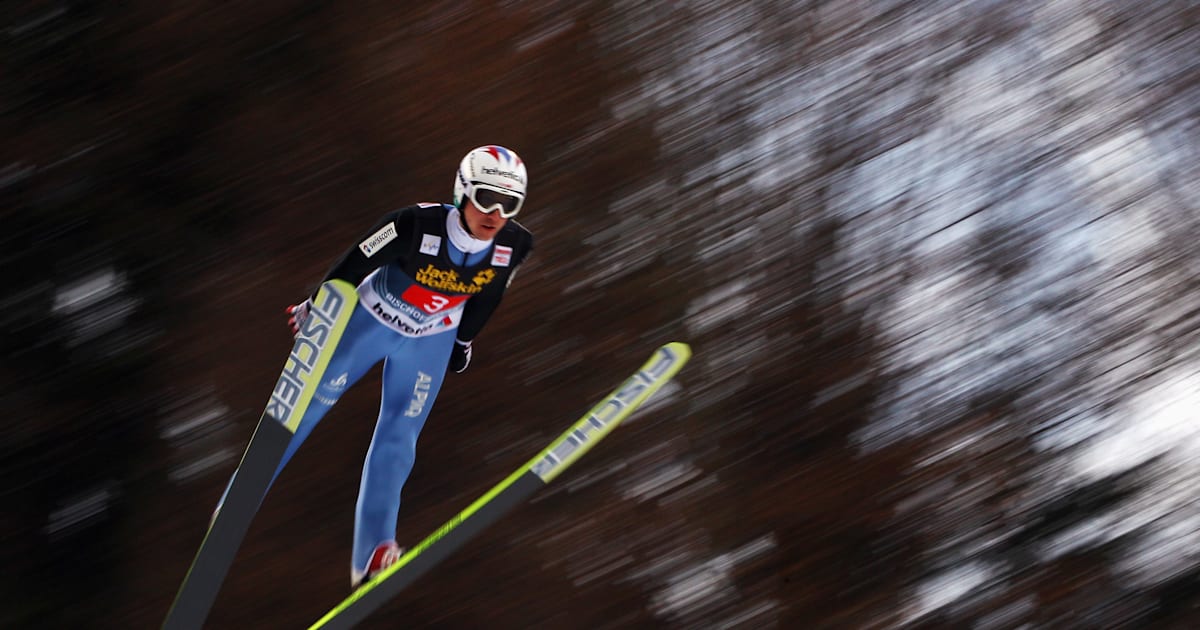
498;219;534;266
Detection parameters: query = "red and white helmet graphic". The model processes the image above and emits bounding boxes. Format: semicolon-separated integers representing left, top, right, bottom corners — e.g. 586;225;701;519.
453;145;528;212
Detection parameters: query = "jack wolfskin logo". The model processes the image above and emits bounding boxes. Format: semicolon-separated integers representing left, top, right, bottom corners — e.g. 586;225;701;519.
472;269;496;287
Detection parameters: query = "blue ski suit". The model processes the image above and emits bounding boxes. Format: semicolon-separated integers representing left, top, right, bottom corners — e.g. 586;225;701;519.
228;203;532;575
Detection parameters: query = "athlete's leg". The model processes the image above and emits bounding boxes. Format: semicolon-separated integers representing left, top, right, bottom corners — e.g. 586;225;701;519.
350;331;455;573
273;303;394;475
214;304;389;514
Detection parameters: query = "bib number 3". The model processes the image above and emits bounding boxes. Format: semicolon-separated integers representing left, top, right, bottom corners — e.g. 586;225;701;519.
401;285;467;315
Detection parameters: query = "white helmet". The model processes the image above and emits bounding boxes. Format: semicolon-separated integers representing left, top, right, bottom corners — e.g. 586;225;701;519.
453;145;527;218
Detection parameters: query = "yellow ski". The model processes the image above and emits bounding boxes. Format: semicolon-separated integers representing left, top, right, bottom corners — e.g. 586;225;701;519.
163;280;358;630
310;342;692;629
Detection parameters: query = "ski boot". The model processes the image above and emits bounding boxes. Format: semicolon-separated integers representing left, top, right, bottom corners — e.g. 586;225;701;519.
351;541;406;589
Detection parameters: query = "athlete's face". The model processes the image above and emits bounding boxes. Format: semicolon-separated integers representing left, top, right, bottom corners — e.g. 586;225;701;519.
463;199;508;240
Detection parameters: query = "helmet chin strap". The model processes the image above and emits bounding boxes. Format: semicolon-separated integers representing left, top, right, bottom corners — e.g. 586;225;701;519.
458;206;477;238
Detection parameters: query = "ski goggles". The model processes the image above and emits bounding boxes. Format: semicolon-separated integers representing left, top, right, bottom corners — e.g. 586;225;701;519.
468;184;523;219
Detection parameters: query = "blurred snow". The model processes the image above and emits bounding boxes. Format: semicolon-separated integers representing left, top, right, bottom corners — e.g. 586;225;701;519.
159;392;240;484
44;481;119;540
648;534;778;624
902;560;998;625
51;268;143;346
1076;368;1200;480
12;0;1197;627
590;0;1200;625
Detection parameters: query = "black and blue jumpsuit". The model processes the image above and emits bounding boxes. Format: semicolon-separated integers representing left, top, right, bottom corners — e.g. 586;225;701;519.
278;202;531;573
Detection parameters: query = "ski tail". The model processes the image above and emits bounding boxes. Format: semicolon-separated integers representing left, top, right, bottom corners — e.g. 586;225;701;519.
309;342;691;630
163;280;359;630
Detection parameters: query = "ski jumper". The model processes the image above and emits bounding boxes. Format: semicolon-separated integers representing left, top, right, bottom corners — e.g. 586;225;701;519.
274;203;531;573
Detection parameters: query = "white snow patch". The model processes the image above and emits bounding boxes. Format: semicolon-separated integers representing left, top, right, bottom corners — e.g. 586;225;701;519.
685;278;757;335
45;482;119;539
621;462;704;503
902;560;997;624
650;534;778;621
1074;367;1200;479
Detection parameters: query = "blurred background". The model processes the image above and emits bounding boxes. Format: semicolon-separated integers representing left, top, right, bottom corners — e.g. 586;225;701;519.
3;1;1199;628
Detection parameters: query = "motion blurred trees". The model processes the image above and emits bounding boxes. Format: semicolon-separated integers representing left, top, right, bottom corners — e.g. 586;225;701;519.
4;1;1199;628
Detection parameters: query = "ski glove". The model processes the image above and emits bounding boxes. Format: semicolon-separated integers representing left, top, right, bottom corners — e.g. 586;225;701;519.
448;339;472;374
287;299;312;336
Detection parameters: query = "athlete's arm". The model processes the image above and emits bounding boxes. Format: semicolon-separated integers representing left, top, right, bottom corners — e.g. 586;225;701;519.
456;283;507;343
457;236;533;342
320;208;417;288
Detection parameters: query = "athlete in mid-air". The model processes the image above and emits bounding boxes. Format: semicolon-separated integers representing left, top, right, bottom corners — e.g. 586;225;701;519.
225;145;533;588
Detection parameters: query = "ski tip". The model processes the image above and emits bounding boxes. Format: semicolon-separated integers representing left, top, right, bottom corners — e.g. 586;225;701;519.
659;342;693;365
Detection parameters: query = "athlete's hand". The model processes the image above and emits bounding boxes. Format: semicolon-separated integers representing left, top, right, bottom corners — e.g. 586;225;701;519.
287;299;312;336
448;339;472;374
